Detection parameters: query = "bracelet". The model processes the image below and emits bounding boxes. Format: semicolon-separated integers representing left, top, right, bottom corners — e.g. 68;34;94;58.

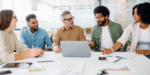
110;48;113;53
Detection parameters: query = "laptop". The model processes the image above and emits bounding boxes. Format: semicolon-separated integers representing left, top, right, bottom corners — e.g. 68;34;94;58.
60;41;90;57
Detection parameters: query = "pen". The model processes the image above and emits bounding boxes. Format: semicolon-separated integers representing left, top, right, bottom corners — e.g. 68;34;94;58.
35;56;39;58
113;58;121;63
37;60;54;63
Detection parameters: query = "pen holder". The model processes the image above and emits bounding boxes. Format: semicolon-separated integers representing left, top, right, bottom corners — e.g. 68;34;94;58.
29;67;46;72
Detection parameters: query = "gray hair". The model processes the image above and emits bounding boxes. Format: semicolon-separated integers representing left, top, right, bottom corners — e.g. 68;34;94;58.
60;10;71;20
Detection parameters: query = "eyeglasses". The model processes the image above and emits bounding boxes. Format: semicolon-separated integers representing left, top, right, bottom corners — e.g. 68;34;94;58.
64;16;75;22
94;16;104;20
12;16;18;20
29;67;46;72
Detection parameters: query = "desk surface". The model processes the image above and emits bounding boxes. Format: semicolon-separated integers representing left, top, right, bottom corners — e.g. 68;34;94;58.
0;52;150;75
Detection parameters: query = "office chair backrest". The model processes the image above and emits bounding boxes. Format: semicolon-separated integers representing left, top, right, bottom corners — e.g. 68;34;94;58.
50;34;53;43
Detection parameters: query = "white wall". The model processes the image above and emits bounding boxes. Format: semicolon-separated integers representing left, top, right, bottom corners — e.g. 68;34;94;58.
0;0;149;30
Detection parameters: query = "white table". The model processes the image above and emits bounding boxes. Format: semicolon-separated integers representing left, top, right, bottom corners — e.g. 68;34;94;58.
0;52;150;75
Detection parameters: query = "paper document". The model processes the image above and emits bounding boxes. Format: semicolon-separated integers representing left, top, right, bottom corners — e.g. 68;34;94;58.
116;52;137;60
42;52;55;58
96;64;135;72
36;69;83;75
100;52;137;60
67;62;85;74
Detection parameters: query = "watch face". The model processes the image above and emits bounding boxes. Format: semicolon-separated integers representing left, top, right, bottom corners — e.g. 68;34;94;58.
46;48;51;51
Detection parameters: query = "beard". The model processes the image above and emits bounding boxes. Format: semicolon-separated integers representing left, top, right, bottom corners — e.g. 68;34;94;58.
69;22;74;27
97;18;106;26
30;26;38;31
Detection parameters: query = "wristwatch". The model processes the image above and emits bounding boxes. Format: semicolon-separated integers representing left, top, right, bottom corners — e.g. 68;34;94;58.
46;48;51;51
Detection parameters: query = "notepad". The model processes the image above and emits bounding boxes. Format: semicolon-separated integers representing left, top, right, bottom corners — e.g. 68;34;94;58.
100;52;137;60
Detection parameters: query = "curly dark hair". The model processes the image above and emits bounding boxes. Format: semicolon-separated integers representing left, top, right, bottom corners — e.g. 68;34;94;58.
94;6;110;18
132;2;150;24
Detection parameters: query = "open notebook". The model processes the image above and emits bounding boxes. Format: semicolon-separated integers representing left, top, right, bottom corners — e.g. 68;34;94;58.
101;52;138;60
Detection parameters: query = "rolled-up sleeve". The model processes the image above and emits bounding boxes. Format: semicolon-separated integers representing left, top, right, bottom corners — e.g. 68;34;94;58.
52;29;60;48
117;23;132;47
90;27;97;50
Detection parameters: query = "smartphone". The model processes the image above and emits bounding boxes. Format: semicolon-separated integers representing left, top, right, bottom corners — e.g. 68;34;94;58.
99;57;107;61
0;70;11;74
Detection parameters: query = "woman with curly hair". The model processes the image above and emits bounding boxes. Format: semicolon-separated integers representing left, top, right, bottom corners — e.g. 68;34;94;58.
102;2;150;59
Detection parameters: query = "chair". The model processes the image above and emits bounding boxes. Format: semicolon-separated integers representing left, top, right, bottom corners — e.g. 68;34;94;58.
85;28;92;33
22;26;28;30
50;34;53;43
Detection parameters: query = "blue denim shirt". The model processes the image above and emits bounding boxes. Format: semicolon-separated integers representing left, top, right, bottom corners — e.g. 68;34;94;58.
19;28;52;50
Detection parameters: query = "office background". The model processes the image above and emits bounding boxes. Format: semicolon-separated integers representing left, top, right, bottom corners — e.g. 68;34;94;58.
0;0;149;30
0;0;150;42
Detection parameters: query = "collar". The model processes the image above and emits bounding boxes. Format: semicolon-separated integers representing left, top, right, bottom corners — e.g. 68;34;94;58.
62;25;74;32
108;19;113;26
27;28;39;35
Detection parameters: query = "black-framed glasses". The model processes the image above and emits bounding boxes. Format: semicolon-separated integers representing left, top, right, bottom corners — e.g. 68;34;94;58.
94;16;104;20
64;16;75;22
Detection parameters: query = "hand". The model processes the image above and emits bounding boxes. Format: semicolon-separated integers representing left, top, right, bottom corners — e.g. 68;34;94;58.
38;49;44;57
102;47;112;55
53;46;61;53
29;48;44;57
87;39;94;47
135;48;150;56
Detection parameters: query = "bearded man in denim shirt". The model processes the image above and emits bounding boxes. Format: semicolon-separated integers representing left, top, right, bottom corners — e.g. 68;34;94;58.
19;14;52;51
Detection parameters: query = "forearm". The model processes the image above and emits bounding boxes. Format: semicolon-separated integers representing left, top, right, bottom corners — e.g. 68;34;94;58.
112;42;123;51
14;52;30;60
147;50;150;55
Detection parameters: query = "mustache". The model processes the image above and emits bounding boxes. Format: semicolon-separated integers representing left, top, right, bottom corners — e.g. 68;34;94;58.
97;21;103;22
71;22;73;24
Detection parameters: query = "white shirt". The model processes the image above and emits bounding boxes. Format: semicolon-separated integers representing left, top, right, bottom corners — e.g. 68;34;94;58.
100;26;114;50
137;26;150;50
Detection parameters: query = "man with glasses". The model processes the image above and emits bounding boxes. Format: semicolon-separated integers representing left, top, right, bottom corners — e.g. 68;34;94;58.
88;6;127;52
53;10;91;53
